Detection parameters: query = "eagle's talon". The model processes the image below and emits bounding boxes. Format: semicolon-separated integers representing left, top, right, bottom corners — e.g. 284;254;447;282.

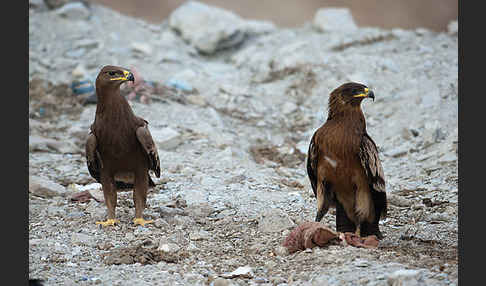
133;218;154;226
96;219;119;227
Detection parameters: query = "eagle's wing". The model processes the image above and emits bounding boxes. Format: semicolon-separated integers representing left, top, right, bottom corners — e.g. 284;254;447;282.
136;122;161;178
359;133;385;192
86;132;102;183
307;132;319;198
359;133;387;217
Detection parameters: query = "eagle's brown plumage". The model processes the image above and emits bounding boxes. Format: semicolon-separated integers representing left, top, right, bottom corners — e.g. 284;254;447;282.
86;65;161;227
307;82;387;238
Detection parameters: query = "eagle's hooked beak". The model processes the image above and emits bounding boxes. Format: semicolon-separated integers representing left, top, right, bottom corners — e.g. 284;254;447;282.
353;88;375;101
110;70;135;82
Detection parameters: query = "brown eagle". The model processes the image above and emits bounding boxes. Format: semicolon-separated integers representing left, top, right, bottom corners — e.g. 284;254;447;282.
86;65;160;227
306;82;387;238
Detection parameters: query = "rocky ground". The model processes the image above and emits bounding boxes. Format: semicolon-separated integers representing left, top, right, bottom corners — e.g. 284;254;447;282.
29;1;458;285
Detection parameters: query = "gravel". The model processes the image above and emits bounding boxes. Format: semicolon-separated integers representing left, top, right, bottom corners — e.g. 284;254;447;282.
29;1;457;285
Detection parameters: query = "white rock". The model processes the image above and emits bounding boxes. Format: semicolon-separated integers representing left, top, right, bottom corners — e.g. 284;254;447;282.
186;95;207;106
447;20;458;35
158;243;180;254
151;127;182;150
258;208;295;233
29;176;66;198
189;230;211;241
242;20;277;35
71;232;96;247
220;266;253;279
55;2;90;20
353;259;370;267
187;243;199;252
131;42;153;55
169;1;246;54
313;8;358;32
387;269;422;286
88;188;104;202
425;213;451;222
388;194;413;207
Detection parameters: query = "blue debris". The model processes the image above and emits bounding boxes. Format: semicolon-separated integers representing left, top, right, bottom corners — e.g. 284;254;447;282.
71;80;94;96
165;79;193;92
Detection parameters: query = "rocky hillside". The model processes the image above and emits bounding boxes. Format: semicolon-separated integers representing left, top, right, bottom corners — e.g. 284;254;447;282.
29;1;458;285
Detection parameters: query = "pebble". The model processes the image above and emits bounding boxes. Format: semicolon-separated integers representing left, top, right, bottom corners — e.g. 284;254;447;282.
387;269;422;286
157;206;186;217
353;259;370;267
55;2;91;20
189;230;211;241
125;233;135;241
258;208;295;233
190;203;215;218
154;218;170;228
29;176;67;198
158;243;180;254
151;127;182;151
131;42;153;56
388;194;413;207
220;266;253;279
71;232;96;247
447;20;458;35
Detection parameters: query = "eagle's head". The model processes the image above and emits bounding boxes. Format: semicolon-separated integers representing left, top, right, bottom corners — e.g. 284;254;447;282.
95;65;135;90
330;82;375;107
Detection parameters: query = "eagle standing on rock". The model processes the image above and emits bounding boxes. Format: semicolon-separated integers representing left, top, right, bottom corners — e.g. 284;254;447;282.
306;82;387;238
86;65;160;227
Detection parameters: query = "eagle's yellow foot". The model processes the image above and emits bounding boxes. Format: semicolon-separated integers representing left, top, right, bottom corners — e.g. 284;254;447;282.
133;218;154;226
96;219;119;227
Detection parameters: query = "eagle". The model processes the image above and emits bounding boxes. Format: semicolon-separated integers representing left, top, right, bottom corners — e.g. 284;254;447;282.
86;65;161;227
306;82;387;238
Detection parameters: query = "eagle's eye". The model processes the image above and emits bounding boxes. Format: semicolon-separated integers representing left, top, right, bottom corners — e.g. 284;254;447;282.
108;71;116;76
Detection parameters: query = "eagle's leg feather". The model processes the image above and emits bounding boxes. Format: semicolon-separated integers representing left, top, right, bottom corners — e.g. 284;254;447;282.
97;174;118;226
132;170;153;226
335;200;356;233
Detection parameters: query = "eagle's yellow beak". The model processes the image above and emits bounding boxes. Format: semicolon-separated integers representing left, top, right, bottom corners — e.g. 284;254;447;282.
110;70;135;82
353;88;374;101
